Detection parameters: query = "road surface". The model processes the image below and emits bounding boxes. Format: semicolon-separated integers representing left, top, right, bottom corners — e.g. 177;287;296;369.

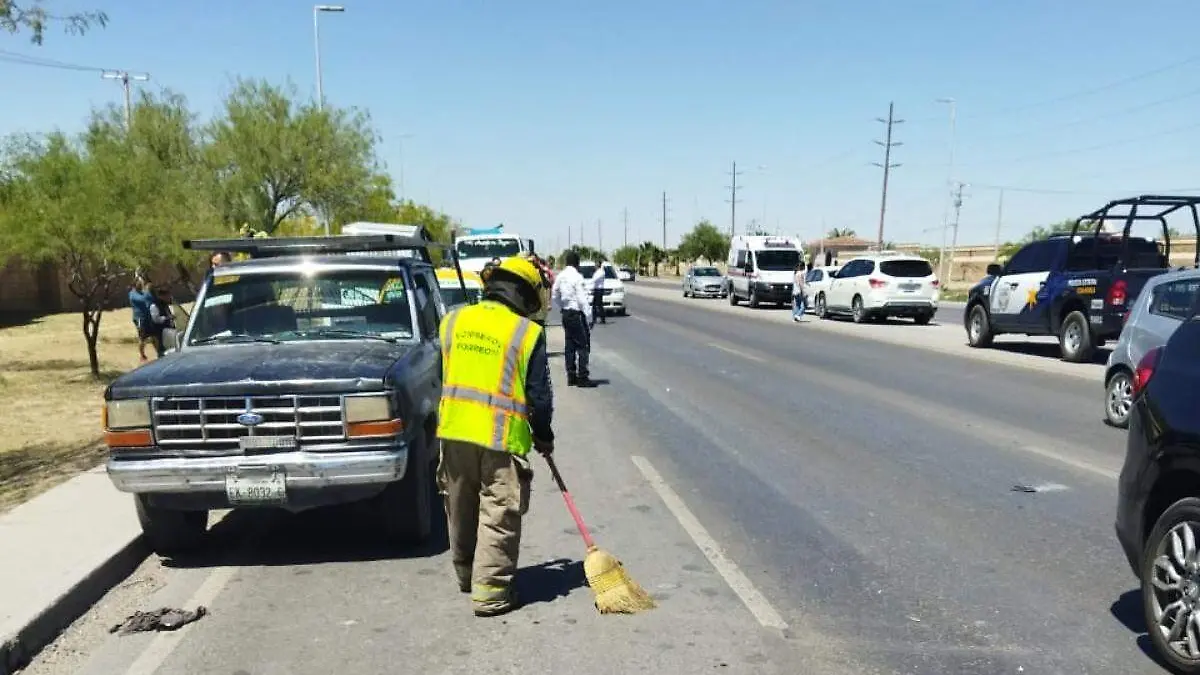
36;293;1162;675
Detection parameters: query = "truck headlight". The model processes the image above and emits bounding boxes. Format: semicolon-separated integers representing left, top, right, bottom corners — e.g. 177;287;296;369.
345;394;392;423
104;399;151;430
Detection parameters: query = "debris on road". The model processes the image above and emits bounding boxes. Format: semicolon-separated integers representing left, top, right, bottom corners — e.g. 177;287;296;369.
109;607;207;635
1010;484;1037;493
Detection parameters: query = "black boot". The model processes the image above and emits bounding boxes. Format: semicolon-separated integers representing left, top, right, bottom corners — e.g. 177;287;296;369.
567;372;578;387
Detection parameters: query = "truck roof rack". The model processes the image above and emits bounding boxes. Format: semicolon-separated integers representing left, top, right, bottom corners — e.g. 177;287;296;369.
183;229;445;264
1069;194;1200;267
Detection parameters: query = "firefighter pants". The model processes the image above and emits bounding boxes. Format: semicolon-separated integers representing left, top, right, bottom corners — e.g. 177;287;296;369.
436;439;532;612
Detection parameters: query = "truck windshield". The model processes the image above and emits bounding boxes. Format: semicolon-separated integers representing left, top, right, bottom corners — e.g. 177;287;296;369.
188;270;416;345
439;285;483;307
754;250;801;271
456;237;522;260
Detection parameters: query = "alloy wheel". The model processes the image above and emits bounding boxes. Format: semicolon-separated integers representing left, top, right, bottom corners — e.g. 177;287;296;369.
1149;521;1200;662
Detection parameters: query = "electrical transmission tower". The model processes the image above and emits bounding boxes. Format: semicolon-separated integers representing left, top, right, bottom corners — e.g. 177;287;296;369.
872;101;903;250
725;161;743;236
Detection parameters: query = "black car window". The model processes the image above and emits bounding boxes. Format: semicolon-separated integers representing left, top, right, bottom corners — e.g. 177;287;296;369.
1150;279;1200;321
1005;241;1058;275
880;259;933;278
411;271;442;339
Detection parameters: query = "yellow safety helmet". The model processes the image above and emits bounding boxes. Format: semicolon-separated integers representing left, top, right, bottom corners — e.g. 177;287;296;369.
493;256;543;290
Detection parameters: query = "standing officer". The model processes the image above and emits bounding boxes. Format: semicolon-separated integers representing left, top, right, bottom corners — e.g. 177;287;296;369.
550;251;595;387
436;256;556;617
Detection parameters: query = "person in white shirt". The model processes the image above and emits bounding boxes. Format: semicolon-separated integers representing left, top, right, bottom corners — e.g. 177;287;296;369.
589;264;607;327
550;251;596;387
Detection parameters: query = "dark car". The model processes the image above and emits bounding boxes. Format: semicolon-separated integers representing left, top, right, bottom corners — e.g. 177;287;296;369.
1116;283;1200;672
102;231;456;554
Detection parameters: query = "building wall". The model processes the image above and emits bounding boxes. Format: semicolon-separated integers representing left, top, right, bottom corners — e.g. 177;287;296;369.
0;257;200;315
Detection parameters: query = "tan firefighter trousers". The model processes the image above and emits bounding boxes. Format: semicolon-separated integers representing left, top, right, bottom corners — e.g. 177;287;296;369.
435;439;532;612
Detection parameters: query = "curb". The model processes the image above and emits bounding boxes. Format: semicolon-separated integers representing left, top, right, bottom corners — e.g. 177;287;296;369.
0;533;147;675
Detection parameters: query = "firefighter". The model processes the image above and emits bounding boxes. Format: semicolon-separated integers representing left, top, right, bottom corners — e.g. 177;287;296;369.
435;256;555;617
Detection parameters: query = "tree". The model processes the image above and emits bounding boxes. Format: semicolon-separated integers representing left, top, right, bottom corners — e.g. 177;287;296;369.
204;78;379;235
998;219;1075;259
610;244;640;268
827;227;856;238
639;241;666;276
678;219;729;263
0;91;218;377
1;0;107;44
332;172;397;226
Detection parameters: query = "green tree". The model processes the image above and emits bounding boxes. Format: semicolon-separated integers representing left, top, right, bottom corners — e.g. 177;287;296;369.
639;241;666;276
610;244;640;268
998;218;1075;259
827;227;856;238
1;0;107;44
0;91;219;376
678;219;730;263
204;78;379;236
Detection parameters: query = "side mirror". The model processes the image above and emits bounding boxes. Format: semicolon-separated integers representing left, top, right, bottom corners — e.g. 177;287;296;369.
525;238;536;254
986;263;1003;277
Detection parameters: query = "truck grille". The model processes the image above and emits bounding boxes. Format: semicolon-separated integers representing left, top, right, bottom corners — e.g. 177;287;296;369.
152;395;345;451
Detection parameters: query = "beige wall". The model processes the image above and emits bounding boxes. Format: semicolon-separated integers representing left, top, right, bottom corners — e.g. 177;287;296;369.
0;257;199;315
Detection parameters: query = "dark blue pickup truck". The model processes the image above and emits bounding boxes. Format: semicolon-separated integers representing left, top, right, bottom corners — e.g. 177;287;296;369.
964;195;1200;363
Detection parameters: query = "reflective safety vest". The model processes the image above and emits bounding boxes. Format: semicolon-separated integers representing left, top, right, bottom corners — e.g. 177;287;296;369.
437;300;543;456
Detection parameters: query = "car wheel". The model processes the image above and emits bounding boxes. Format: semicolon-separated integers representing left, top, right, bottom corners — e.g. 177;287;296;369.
1142;498;1200;673
749;287;760;308
913;312;932;326
851;295;866;323
1104;369;1134;428
683;287;690;298
1059;310;1095;363
376;429;433;544
816;293;828;319
135;495;207;555
729;288;739;305
618;307;627;316
966;305;994;348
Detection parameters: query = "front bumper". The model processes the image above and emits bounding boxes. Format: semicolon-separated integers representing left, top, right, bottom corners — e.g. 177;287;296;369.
107;444;408;508
601;294;625;310
689;284;725;297
751;282;794;302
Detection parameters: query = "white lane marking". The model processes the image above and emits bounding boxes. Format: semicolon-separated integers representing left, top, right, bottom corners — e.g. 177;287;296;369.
629;315;649;323
630;455;789;631
708;342;765;362
123;562;239;675
1018;446;1118;481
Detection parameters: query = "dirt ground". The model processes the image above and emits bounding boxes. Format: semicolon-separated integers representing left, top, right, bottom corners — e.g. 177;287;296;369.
0;307;148;513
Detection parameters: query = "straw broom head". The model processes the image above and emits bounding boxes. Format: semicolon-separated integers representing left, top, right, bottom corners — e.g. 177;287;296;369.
583;545;656;613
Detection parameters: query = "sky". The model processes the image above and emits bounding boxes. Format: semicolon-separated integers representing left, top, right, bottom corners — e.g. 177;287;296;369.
5;0;1200;253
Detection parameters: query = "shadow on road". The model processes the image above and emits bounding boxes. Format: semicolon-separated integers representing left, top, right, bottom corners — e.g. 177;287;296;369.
985;341;1111;365
516;557;586;606
1110;589;1175;671
163;485;450;569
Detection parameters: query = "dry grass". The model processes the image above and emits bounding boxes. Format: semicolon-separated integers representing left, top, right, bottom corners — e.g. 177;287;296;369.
0;306;148;513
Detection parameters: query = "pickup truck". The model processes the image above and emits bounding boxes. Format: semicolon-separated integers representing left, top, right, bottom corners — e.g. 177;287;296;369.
964;195;1200;363
101;229;461;554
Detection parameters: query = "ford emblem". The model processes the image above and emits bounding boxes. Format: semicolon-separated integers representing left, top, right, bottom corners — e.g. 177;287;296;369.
237;412;265;427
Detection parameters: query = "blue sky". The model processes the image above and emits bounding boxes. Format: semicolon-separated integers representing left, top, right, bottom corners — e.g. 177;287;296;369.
5;0;1200;252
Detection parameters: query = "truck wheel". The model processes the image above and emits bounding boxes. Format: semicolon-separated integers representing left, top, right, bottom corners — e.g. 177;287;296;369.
966;305;994;348
1059;311;1095;363
376;431;433;544
135;495;207;555
749;287;761;308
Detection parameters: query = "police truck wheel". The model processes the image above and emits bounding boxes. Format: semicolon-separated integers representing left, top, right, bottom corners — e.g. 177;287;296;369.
135;495;207;555
376;431;433;544
966;305;994;348
1059;310;1095;363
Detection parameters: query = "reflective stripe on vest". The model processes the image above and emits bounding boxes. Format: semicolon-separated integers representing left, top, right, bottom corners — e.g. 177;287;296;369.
436;302;541;455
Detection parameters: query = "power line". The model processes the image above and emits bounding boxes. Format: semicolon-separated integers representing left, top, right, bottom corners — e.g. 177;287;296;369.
960;120;1200;166
0;48;109;72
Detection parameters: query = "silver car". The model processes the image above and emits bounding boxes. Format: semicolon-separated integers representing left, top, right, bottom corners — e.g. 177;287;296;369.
1104;267;1200;427
683;265;727;298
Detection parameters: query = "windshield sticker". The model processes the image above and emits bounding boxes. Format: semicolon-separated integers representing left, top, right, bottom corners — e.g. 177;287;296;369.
204;293;233;306
213;275;239;285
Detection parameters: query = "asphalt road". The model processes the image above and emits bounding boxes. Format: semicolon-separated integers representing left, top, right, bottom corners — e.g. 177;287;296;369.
45;293;1161;674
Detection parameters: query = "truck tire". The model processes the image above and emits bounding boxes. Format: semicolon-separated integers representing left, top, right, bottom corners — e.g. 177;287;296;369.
135;495;207;555
376;430;433;545
749;286;761;308
1059;310;1095;363
966;304;994;348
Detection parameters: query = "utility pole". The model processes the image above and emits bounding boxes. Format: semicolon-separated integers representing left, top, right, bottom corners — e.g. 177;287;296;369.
313;5;346;111
568;225;573;248
725;161;743;236
872;101;903;251
949;181;967;283
935;97;957;284
622;207;629;248
992;188;1005;261
597;218;603;254
661;191;669;250
100;71;149;131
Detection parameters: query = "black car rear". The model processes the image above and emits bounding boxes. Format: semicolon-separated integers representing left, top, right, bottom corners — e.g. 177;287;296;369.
1116;303;1200;672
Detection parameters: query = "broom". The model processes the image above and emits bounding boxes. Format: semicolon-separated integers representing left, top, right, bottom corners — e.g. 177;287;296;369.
542;453;656;614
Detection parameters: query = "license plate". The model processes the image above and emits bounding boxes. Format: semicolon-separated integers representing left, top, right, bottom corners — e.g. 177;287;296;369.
238;435;297;452
225;468;287;504
900;283;920;292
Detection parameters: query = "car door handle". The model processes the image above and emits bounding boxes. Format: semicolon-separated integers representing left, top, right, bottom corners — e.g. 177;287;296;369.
1009;282;1019;287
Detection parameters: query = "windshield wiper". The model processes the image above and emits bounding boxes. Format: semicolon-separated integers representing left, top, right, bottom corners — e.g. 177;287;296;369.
191;333;281;346
305;328;399;343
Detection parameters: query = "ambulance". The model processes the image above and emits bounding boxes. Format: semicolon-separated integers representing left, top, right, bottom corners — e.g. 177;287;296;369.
725;235;806;308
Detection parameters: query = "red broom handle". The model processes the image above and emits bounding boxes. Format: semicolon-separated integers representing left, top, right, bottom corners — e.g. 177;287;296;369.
542;454;597;550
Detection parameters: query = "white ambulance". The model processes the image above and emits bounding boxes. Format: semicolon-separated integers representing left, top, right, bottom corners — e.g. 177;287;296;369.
725;235;806;308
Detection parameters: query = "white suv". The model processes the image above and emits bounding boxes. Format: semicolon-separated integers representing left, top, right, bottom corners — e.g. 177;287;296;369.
578;260;627;316
817;252;939;324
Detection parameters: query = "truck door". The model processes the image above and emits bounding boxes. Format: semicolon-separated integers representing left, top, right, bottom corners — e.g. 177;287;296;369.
989;240;1058;332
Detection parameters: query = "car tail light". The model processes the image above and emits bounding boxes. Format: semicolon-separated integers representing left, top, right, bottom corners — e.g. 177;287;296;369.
1133;346;1163;395
930;279;940;288
869;278;887;289
1108;279;1128;307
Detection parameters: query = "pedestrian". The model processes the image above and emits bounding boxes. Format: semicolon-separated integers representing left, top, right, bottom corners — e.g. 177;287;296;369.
435;256;556;618
128;277;153;362
146;284;177;358
589;262;607;327
550;251;596;387
792;262;808;322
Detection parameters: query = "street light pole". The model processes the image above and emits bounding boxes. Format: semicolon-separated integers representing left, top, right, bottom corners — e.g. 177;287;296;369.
935;97;957;282
313;4;345;111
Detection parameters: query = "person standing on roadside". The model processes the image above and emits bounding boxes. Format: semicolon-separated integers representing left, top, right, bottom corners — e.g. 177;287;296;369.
436;256;555;618
128;277;153;362
792;262;808;323
589;262;607;327
551;251;596;387
146;284;177;358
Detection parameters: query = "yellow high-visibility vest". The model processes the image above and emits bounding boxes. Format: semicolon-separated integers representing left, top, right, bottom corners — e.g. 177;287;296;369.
436;300;543;456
